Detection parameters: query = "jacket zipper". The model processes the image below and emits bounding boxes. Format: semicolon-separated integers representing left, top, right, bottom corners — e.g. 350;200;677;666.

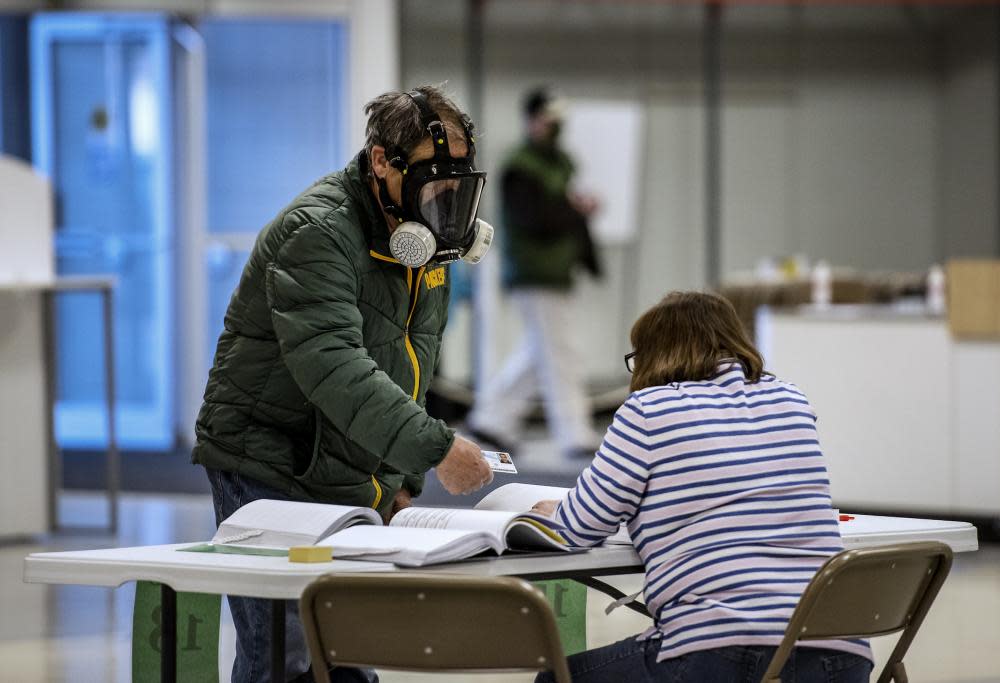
404;266;426;401
365;258;424;510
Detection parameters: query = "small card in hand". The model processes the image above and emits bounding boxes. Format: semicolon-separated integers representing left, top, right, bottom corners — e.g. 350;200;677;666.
482;450;517;474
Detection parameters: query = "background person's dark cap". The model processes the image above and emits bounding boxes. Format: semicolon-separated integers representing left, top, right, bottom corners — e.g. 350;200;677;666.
523;87;553;117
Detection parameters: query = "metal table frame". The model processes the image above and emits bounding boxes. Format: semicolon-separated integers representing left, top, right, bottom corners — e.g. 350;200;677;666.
1;276;120;534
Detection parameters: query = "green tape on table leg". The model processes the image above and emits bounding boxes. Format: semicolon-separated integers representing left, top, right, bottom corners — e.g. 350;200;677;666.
533;579;588;656
132;581;221;683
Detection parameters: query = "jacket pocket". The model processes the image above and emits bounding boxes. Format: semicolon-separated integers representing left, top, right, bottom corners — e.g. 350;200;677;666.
297;406;385;508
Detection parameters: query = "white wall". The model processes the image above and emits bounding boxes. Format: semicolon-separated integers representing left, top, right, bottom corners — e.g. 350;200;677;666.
939;10;999;259
790;73;938;271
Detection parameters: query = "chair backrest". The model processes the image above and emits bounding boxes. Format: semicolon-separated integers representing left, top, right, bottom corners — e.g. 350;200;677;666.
761;541;953;683
300;572;571;683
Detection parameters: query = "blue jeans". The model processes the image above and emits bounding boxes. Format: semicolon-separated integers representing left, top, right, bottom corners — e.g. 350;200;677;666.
206;467;379;683
535;637;873;683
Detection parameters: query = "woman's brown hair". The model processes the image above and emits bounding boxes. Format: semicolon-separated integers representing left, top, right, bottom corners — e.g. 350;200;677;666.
629;291;765;392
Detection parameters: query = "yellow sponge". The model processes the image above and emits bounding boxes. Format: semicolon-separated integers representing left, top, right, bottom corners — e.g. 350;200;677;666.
289;546;333;563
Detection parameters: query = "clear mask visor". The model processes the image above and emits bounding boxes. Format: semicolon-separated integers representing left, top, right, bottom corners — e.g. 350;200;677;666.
416;175;485;246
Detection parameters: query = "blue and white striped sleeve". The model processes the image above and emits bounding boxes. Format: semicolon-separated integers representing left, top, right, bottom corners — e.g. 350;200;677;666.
556;396;651;547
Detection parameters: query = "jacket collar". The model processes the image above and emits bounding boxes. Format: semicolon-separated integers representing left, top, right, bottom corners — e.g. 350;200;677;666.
349;150;399;263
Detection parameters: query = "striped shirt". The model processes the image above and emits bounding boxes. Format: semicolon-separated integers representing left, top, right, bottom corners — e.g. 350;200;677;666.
555;362;873;663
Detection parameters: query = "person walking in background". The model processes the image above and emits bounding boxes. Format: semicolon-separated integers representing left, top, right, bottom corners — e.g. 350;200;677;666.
467;87;603;459
531;291;873;682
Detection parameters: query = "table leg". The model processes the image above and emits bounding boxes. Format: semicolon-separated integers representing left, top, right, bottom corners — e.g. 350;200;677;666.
101;286;119;535
41;291;59;531
161;584;177;683
272;599;286;682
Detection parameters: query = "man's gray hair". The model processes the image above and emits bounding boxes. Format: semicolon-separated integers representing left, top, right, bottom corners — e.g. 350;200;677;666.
364;85;475;159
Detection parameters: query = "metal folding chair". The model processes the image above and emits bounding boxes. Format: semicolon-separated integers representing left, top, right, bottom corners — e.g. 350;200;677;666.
300;572;571;683
762;541;953;683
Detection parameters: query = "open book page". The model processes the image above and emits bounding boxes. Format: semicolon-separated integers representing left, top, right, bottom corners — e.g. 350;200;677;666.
318;525;501;567
475;483;633;546
475;483;571;512
391;506;514;536
211;499;381;548
389;506;569;552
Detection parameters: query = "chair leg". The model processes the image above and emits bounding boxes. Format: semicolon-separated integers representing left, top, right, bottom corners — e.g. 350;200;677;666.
877;660;907;683
760;641;795;683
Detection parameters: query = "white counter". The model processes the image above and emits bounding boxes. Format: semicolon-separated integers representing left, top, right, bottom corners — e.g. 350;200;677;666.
759;305;1000;517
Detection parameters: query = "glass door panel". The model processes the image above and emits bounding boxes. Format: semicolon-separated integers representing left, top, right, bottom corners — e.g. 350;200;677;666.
32;14;174;449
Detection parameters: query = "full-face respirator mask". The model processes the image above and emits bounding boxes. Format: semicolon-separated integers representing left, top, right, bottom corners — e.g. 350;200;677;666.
375;91;492;268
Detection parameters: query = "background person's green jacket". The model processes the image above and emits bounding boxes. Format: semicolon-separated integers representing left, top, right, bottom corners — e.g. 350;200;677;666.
500;141;601;289
192;154;454;516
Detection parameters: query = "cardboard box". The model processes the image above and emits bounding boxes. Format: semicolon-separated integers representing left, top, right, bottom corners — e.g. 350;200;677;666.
947;259;1000;339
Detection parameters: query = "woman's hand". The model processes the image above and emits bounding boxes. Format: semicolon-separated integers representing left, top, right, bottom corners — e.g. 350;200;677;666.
531;499;560;517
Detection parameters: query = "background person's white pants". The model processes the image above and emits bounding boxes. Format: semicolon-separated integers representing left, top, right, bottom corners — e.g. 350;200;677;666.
469;289;600;454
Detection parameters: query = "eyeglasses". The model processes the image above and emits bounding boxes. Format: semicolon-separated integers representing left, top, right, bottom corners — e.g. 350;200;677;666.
624;351;636;373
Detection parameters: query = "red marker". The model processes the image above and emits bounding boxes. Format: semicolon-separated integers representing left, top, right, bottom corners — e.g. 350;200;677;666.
839;514;854;522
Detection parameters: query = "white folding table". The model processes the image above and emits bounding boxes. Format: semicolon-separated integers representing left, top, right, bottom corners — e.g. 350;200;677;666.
23;514;978;683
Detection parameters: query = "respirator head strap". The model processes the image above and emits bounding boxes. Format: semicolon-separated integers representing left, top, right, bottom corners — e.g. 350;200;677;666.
375;144;411;222
388;146;407;167
463;121;477;158
408;90;456;161
427;120;450;159
376;177;404;222
387;145;409;175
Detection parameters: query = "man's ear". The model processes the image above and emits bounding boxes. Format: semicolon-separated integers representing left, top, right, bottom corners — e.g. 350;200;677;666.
370;145;389;179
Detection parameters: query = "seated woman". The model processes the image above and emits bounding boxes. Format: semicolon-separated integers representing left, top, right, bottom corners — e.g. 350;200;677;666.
533;291;873;683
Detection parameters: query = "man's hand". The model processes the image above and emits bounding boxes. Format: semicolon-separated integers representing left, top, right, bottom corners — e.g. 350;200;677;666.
435;435;493;495
531;499;560;517
383;487;413;524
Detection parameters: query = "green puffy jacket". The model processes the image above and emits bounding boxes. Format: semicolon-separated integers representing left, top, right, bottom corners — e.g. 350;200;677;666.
192;153;454;516
500;141;584;289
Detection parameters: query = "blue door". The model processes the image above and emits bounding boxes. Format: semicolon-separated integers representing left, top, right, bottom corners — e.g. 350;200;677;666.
31;14;175;450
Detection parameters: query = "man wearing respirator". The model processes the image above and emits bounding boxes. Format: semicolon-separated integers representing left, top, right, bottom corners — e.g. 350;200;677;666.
193;86;493;683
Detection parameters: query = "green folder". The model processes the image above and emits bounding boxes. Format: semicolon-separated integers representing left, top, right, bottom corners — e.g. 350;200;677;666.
178;543;288;557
